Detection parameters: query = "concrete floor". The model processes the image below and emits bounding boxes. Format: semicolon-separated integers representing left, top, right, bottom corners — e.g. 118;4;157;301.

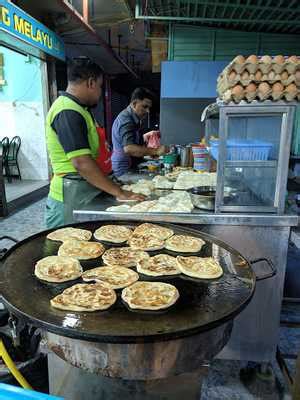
0;198;299;399
3;179;49;202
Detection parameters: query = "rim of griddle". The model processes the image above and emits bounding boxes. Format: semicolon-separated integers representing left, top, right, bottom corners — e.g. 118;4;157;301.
0;221;256;344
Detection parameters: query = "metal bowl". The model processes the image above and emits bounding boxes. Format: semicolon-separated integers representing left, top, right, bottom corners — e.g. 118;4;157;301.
188;186;216;210
188;186;236;210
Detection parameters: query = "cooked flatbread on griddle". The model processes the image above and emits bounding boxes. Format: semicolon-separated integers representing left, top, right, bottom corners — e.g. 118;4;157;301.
82;266;139;289
128;235;165;251
176;256;223;279
47;227;92;242
133;223;174;240
58;239;105;260
102;247;150;267
34;256;83;283
165;235;205;253
121;281;179;311
137;254;180;276
50;282;116;311
93;225;132;243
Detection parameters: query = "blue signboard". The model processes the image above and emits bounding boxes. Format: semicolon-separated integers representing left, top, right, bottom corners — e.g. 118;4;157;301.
0;0;65;60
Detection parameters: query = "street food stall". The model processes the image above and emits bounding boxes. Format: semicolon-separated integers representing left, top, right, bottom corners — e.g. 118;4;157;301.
0;55;299;399
72;55;300;366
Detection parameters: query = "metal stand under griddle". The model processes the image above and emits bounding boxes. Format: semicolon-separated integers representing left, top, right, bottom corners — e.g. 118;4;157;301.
46;322;231;400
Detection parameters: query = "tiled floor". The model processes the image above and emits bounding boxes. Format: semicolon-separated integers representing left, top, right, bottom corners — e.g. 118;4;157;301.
0;198;299;399
4;179;49;202
0;197;47;248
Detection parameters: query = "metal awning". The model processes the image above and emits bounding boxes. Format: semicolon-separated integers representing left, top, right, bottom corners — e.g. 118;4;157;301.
15;0;140;77
135;0;300;35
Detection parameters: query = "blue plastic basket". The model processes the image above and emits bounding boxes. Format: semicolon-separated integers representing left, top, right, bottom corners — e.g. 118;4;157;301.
0;383;64;399
210;139;273;161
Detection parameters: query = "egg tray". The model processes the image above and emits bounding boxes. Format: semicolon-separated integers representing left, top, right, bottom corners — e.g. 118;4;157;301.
217;72;300;94
222;86;299;104
218;55;300;97
227;56;300;76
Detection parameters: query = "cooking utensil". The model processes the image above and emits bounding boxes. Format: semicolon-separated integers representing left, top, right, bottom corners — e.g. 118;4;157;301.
188;186;216;210
0;221;274;344
179;146;192;167
188;186;235;210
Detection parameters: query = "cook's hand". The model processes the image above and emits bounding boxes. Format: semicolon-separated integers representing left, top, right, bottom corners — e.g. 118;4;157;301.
143;130;160;142
117;190;145;202
155;145;169;156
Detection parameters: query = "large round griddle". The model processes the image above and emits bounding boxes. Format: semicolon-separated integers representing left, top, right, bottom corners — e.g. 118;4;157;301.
0;221;256;343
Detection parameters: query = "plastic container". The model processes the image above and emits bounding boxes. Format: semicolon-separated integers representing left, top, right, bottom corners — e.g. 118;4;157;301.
192;144;210;171
210;139;273;161
0;382;63;399
192;144;208;155
193;162;210;171
162;153;177;165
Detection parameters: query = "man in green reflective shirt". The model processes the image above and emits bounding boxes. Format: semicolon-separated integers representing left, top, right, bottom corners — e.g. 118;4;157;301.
45;57;143;228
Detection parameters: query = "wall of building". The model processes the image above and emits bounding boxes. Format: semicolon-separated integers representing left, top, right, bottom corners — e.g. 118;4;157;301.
160;61;226;144
169;25;300;61
0;45;49;180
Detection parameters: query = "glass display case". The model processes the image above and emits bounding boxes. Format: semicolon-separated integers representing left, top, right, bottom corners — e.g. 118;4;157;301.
210;101;296;213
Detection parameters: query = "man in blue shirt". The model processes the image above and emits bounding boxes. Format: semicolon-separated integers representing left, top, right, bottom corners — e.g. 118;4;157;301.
111;88;168;177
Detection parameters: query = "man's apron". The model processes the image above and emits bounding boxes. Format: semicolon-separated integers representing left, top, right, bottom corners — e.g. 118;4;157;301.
63;174;101;225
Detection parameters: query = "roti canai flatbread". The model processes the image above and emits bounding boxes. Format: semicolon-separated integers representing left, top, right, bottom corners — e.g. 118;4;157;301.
133;223;174;240
82;266;139;289
93;225;132;243
165;235;205;253
47;227;92;242
58;239;105;259
50;282;116;311
121;281;179;311
34;256;83;283
137;254;180;276
176;256;223;279
102;247;150;267
128;235;165;251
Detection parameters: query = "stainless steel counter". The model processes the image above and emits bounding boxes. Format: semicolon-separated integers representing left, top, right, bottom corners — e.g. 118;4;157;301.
73;193;298;227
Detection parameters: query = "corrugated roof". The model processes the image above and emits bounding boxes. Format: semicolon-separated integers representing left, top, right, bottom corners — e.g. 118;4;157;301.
136;0;300;35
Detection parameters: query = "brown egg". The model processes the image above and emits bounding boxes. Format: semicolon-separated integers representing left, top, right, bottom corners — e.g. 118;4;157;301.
241;71;250;80
288;56;298;64
246;55;258;64
255;70;263;80
281;70;289;80
272;82;284;93
286;83;297;93
245;83;257;93
228;71;237;81
258;82;271;93
273;55;285;64
261;55;272;64
233;55;245;64
231;85;244;102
